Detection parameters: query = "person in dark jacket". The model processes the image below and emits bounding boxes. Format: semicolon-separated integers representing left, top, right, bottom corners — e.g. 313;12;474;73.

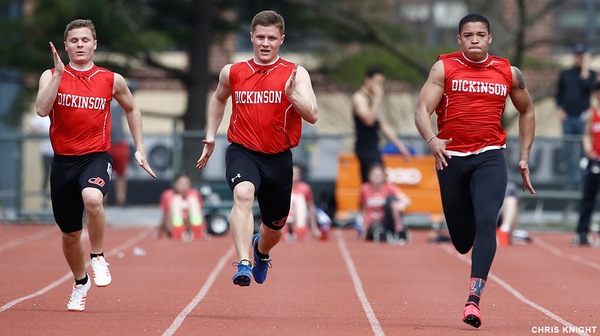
555;43;597;188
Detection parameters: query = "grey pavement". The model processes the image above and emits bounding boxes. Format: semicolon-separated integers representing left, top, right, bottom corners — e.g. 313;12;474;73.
105;206;162;227
1;206;162;227
0;205;590;233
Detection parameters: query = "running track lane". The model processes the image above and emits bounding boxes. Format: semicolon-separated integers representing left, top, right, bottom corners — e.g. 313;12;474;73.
0;224;598;335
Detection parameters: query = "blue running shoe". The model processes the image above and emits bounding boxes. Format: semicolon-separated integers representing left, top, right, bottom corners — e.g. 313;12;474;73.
252;233;272;284
232;259;252;286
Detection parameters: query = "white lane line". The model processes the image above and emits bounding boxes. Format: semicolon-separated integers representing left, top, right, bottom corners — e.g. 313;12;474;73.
162;245;236;336
336;230;385;336
440;245;590;336
0;228;153;313
0;227;57;253
533;235;600;271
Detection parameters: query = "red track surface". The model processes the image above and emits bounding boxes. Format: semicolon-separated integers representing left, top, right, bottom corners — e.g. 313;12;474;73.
0;223;598;336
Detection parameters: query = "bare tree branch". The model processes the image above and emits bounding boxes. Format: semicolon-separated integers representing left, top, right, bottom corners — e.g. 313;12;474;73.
527;0;570;24
287;0;430;76
112;0;190;83
510;0;527;66
140;51;188;83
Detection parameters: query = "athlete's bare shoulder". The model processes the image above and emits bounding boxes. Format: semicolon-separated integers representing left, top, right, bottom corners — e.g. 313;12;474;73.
112;73;127;93
218;64;233;86
428;60;445;89
38;69;53;86
511;66;526;89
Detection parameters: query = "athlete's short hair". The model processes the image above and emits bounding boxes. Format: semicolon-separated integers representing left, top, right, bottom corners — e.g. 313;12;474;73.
251;10;285;35
458;13;490;34
366;67;384;79
64;19;97;41
367;162;384;175
172;172;190;184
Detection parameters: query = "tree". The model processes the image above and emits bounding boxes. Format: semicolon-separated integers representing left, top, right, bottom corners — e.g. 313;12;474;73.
1;0;581;158
1;0;238;175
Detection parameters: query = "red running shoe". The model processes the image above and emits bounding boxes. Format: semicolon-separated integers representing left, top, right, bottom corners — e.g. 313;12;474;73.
171;226;185;240
191;225;204;241
497;229;511;246
463;302;482;328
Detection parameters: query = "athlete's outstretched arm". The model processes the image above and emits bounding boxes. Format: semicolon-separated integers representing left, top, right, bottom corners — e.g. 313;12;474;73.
415;60;451;170
285;64;318;124
509;66;536;194
196;64;232;170
379;118;411;160
113;73;156;178
36;42;64;117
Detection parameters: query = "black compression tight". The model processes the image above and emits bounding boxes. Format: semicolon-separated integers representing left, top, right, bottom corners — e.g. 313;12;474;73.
437;150;507;280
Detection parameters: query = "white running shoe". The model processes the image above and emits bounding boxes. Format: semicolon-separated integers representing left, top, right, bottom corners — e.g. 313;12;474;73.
67;275;91;312
90;255;112;287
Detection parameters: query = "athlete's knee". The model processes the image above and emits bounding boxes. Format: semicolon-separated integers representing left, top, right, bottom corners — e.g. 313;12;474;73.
453;241;473;254
62;230;82;243
233;182;255;204
384;196;397;211
261;224;283;236
82;187;104;211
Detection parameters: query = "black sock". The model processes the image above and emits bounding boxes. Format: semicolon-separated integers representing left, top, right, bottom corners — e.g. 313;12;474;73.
254;243;269;260
467;277;485;306
75;274;88;285
90;252;104;259
467;295;480;306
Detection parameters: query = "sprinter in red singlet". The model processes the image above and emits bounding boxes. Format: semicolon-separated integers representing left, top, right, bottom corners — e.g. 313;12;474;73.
196;10;318;287
415;14;536;328
36;19;156;312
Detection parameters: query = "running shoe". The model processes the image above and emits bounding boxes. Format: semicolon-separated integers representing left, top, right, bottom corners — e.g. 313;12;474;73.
171;226;185;240
67;275;91;312
396;229;410;245
463;302;482;328
232;259;252;286
572;232;590;247
90;255;112;287
191;225;204;241
497;229;511;246
252;233;272;284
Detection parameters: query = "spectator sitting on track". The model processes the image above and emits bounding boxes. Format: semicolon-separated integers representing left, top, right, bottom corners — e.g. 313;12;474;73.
27;114;54;209
286;163;325;242
496;182;519;247
427;214;452;244
496;181;532;246
158;173;205;241
359;163;411;244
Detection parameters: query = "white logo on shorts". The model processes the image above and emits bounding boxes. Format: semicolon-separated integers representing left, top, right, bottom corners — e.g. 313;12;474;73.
107;162;113;179
231;173;241;183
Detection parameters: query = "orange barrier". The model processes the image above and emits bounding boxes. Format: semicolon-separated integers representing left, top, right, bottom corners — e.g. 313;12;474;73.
335;154;443;221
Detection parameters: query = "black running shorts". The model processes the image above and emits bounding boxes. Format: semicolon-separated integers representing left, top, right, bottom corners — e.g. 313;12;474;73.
225;143;293;230
51;152;113;233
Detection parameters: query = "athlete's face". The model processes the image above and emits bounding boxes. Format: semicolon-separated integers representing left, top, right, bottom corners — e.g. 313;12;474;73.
250;25;285;64
366;74;385;95
368;166;386;185
64;27;97;66
457;22;491;61
174;176;191;195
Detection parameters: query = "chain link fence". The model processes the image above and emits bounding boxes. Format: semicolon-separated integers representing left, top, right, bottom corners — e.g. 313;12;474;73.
0;130;588;225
